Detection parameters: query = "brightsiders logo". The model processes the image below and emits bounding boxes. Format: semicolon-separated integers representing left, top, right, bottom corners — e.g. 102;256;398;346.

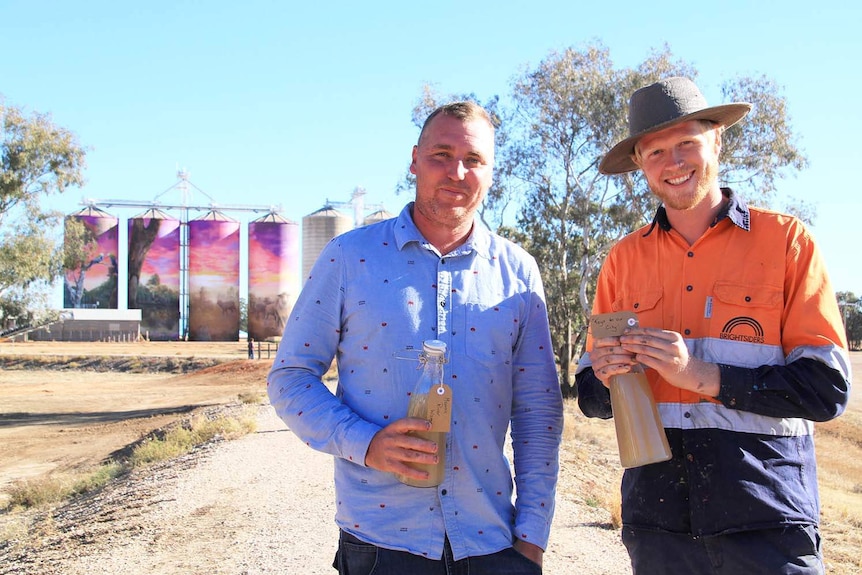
719;317;765;344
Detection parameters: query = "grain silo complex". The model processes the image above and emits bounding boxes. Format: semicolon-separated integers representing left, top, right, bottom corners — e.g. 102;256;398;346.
301;205;352;283
188;210;240;341
42;171;392;344
248;212;299;341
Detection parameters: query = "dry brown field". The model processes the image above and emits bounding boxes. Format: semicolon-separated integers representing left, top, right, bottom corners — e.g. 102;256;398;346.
0;340;271;506
0;342;859;573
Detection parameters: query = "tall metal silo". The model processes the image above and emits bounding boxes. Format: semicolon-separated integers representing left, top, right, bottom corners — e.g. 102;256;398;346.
362;208;394;226
301;205;353;283
188;211;240;341
247;212;299;342
63;206;120;309
128;209;181;341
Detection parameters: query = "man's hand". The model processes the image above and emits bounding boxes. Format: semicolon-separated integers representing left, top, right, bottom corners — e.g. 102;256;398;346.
513;539;543;567
620;327;720;397
588;335;639;388
364;418;438;480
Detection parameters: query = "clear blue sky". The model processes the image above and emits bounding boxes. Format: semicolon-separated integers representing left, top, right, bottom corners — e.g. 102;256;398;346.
2;0;860;307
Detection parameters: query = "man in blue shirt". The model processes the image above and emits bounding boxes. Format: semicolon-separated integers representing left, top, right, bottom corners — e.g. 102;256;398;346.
268;101;563;574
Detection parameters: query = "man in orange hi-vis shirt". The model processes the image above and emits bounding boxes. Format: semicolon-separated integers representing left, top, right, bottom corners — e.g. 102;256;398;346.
576;77;851;575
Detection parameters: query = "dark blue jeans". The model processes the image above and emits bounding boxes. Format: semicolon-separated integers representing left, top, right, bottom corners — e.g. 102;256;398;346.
333;530;542;575
622;524;823;575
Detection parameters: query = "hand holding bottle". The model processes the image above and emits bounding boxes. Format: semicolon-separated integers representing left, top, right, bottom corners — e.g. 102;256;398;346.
365;417;440;480
619;327;721;398
589;312;672;468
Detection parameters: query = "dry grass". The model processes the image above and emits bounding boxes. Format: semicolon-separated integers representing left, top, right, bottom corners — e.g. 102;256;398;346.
559;399;623;529
814;406;862;573
3;406;258;512
128;408;258;467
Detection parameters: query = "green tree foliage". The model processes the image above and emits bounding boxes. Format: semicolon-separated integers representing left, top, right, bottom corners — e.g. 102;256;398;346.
0;97;87;327
837;292;862;351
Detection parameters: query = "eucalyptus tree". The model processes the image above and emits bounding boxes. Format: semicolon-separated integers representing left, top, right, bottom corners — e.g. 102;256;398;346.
0;97;87;326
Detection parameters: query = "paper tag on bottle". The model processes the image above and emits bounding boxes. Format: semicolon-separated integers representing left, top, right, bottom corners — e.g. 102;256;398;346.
427;385;452;432
590;311;639;338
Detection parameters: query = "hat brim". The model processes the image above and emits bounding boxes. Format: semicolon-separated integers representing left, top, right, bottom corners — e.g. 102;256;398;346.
598;103;752;175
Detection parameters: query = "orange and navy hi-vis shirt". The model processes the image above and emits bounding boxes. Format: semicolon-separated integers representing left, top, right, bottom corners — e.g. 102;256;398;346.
576;189;851;537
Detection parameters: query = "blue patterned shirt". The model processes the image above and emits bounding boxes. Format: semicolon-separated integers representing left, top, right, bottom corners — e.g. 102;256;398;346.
267;203;563;561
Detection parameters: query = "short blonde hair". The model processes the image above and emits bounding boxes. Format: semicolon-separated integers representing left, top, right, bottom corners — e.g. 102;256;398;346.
418;101;495;146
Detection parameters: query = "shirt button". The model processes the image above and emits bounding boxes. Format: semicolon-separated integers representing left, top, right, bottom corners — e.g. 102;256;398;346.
441;489;448;496
684;329;691;335
687;251;694;258
686;285;693;292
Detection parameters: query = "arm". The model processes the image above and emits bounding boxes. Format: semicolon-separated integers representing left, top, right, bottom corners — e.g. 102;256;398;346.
266;241;381;464
620;327;849;421
267;240;443;475
575;365;613;419
717;359;849;421
509;267;564;559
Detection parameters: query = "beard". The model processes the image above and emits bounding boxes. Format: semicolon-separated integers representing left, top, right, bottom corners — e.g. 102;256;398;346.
414;189;477;230
652;156;720;211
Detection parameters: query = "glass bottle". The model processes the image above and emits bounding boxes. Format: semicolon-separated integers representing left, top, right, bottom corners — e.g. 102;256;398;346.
395;339;448;487
609;364;672;468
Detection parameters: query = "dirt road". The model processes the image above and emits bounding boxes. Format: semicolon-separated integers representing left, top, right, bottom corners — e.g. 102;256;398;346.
0;405;631;574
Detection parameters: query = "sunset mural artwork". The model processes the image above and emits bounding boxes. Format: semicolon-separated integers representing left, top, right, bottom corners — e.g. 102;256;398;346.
63;207;120;309
128;209;181;340
188;213;240;341
247;214;299;341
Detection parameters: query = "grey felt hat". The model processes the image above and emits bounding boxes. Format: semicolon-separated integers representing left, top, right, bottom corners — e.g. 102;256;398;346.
599;77;752;175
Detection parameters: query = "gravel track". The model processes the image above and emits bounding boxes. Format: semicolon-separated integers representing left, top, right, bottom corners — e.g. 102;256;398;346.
0;405;631;575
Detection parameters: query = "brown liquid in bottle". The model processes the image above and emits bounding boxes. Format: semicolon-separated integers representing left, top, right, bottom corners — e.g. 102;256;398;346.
609;365;672;468
395;393;447;487
395;340;448;487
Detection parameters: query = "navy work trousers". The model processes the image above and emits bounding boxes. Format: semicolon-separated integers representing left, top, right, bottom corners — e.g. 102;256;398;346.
622;524;823;575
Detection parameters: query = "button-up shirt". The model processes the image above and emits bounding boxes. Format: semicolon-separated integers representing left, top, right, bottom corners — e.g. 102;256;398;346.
268;203;563;560
576;189;850;536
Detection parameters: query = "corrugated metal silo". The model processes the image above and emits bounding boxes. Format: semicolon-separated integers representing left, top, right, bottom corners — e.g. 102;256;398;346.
188;211;240;341
247;212;299;341
362;208;394;226
63;206;120;309
128;209;181;340
301;206;352;283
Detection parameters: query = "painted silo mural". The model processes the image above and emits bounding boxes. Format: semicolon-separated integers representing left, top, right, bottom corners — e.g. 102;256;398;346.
188;212;240;341
247;213;299;341
63;207;120;309
128;209;180;340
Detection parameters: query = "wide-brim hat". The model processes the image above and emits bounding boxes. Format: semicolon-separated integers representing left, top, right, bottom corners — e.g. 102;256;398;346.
599;76;752;175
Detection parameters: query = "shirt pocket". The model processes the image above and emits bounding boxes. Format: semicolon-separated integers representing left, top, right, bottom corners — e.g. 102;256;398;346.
612;290;663;326
464;302;516;366
711;281;783;349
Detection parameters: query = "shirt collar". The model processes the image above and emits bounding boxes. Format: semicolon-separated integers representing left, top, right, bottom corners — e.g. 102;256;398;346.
647;187;751;236
393;202;491;258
